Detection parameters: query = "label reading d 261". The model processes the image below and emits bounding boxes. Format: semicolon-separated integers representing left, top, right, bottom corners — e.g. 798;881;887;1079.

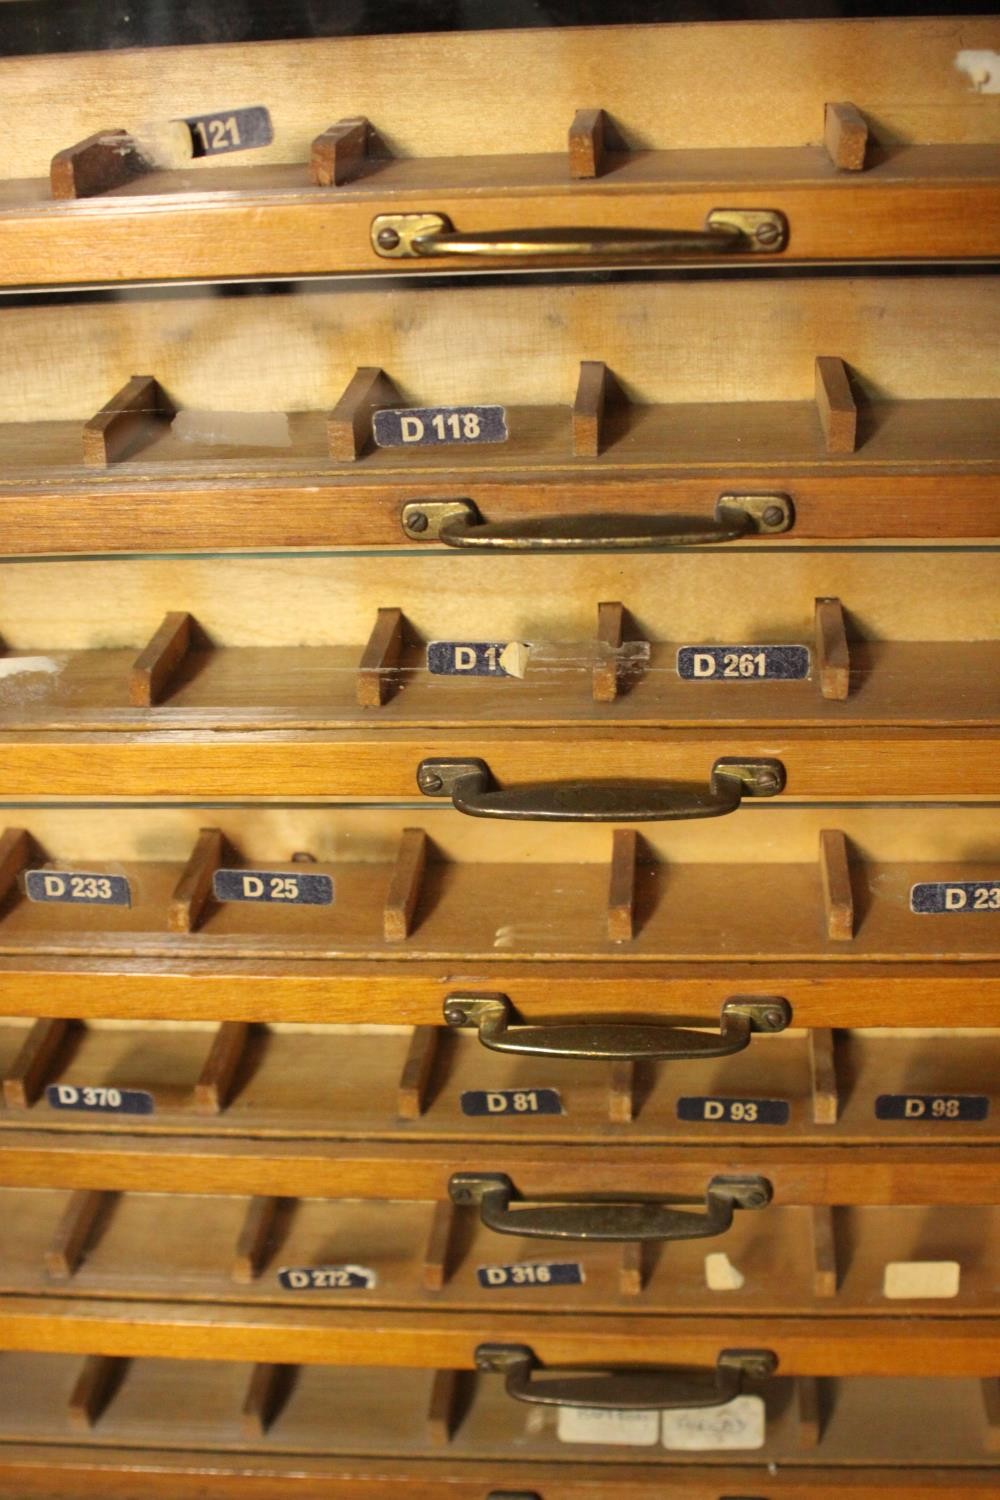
677;646;810;681
373;405;508;447
911;881;1000;913
46;1084;154;1115
212;869;334;905
461;1088;563;1117
25;870;131;907
677;1096;790;1126
477;1261;583;1288
876;1094;989;1122
184;106;273;156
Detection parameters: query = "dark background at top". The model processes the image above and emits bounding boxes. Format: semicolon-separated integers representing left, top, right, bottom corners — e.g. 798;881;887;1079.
0;1;995;55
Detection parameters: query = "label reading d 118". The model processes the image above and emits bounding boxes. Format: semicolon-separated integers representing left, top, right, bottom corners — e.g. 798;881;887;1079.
677;646;809;681
876;1094;989;1122
278;1266;376;1291
25;870;131;907
677;1097;790;1126
477;1261;583;1289
373;405;508;448
461;1088;562;1117
46;1084;154;1115
427;641;530;678
911;881;1000;913
212;869;334;905
184;106;273;156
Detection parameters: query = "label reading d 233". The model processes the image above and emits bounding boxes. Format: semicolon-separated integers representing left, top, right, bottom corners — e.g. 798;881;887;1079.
426;641;530;678
875;1094;989;1122
25;870;131;907
278;1266;376;1291
212;869;334;905
677;646;810;681
373;405;508;447
46;1084;154;1115
461;1088;563;1117
677;1096;790;1126
477;1261;584;1289
911;881;1000;913
184;105;273;156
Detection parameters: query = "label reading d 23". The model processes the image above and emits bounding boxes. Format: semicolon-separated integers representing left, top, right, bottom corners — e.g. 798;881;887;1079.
911;881;1000;913
477;1261;583;1289
373;405;508;447
677;1096;790;1126
46;1084;154;1115
461;1088;563;1117
427;641;530;678
212;869;334;905
25;870;131;907
278;1266;376;1291
677;646;810;681
876;1094;989;1122
184;105;273;156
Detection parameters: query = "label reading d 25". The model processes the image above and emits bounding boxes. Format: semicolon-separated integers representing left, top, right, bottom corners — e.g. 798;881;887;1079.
46;1084;154;1115
677;1096;790;1126
477;1261;583;1288
184;105;273;156
911;882;1000;913
212;869;334;905
373;405;508;447
876;1094;989;1122
461;1088;563;1117
25;870;131;907
677;646;810;681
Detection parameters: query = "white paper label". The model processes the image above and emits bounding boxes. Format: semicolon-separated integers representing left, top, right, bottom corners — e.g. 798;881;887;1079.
661;1394;766;1451
556;1406;660;1446
883;1261;960;1299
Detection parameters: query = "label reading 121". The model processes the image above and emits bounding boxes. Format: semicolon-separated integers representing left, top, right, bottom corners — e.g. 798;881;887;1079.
184;106;273;156
25;870;131;907
461;1088;563;1117
46;1084;154;1115
677;646;810;681
477;1261;583;1288
278;1266;376;1290
373;405;508;447
876;1094;989;1122
212;870;334;905
911;882;1000;913
677;1097;790;1126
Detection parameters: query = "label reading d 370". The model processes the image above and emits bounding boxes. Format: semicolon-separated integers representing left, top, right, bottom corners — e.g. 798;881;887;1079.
876;1094;989;1122
25;870;131;907
677;1096;790;1126
373;405;508;447
461;1088;563;1117
911;881;1000;913
677;645;809;681
46;1084;154;1115
212;869;334;905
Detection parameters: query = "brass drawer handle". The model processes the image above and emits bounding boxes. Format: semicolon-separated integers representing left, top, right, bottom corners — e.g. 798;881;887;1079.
373;210;788;260
401;496;794;548
418;756;785;822
476;1343;777;1411
449;1171;772;1243
443;993;792;1061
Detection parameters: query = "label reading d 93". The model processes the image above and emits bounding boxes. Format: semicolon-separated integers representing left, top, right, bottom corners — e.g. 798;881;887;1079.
678;1096;789;1125
677;645;809;681
46;1084;154;1115
212;869;333;905
25;870;130;907
911;881;1000;913
373;405;508;447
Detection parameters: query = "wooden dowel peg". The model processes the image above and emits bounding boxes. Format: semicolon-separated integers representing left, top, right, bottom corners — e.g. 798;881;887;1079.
384;828;428;941
0;826;32;909
607;827;639;941
45;1189;110;1281
811;1206;838;1299
397;1025;440;1120
83;375;175;467
241;1363;291;1439
358;607;407;709
328;367;400;461
427;1367;460;1446
819;829;855;942
619;1241;644;1297
232;1196;282;1284
808;1029;840;1126
423;1199;457;1291
814;357;858;455
795;1376;823;1448
593;600;625;704
68;1355;126;1431
169;827;224;933
51;129;151;199
981;1379;1000;1452
814;597;851;701
193;1021;249;1115
311;116;383;186
608;1059;636;1124
824;102;869;172
568;108;625;178
129;611;194;708
572;361;626;458
3;1017;71;1108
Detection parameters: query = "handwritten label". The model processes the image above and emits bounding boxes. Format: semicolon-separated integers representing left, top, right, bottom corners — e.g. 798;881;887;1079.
477;1261;583;1288
911;881;1000;913
427;641;530;678
557;1407;659;1446
875;1093;988;1121
661;1394;765;1451
677;645;809;681
25;870;130;907
184;106;273;156
460;1088;562;1117
373;405;508;447
46;1084;154;1115
277;1266;376;1290
212;869;334;905
677;1097;790;1126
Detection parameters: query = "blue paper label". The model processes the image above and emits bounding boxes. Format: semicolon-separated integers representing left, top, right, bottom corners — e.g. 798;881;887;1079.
212;869;333;904
461;1088;562;1117
677;646;809;681
677;1097;790;1125
911;882;1000;913
373;405;508;447
46;1084;154;1115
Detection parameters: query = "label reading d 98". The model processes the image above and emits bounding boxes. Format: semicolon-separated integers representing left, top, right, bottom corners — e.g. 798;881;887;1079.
876;1094;988;1122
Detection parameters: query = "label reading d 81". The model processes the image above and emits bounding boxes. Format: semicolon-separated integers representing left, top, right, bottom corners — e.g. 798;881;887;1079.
461;1088;562;1117
25;870;130;907
46;1084;154;1115
373;405;508;447
911;882;1000;913
876;1094;989;1122
212;869;334;905
677;646;809;681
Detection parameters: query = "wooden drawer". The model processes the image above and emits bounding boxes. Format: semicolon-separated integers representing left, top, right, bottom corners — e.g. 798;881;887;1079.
0;276;998;554
1;19;998;286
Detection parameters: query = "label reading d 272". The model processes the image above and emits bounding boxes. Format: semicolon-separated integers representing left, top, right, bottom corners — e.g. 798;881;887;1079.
461;1088;562;1117
373;405;508;447
278;1266;376;1291
677;646;810;681
477;1261;583;1289
212;869;334;905
876;1094;989;1122
25;870;131;907
46;1084;154;1115
677;1097;790;1126
911;882;1000;913
184;105;273;156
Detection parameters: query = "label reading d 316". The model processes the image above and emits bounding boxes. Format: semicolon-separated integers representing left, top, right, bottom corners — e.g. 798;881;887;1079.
212;869;334;905
911;881;1000;913
477;1261;583;1289
373;405;508;447
461;1088;562;1117
677;645;809;681
25;870;131;907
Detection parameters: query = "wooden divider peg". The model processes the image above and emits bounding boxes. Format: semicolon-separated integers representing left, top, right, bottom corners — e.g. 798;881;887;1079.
241;1363;291;1438
593;601;630;704
51;130;151;199
814;357;858;454
232;1197;282;1284
384;828;428;941
83;375;175;466
607;827;640;940
310;116;383;186
2;1018;70;1108
357;607;408;709
981;1379;1000;1452
68;1355;126;1431
0;826;31;909
808;1029;840;1125
811;1206;838;1298
619;1240;644;1297
193;1021;250;1115
608;1059;636;1124
45;1190;110;1281
796;1376;824;1448
568;108;626;178
169;827;224;933
130;611;194;707
427;1367;461;1446
572;361;627;458
819;829;855;942
328;368;401;460
423;1199;457;1291
824;103;869;171
397;1025;439;1120
814;597;851;701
